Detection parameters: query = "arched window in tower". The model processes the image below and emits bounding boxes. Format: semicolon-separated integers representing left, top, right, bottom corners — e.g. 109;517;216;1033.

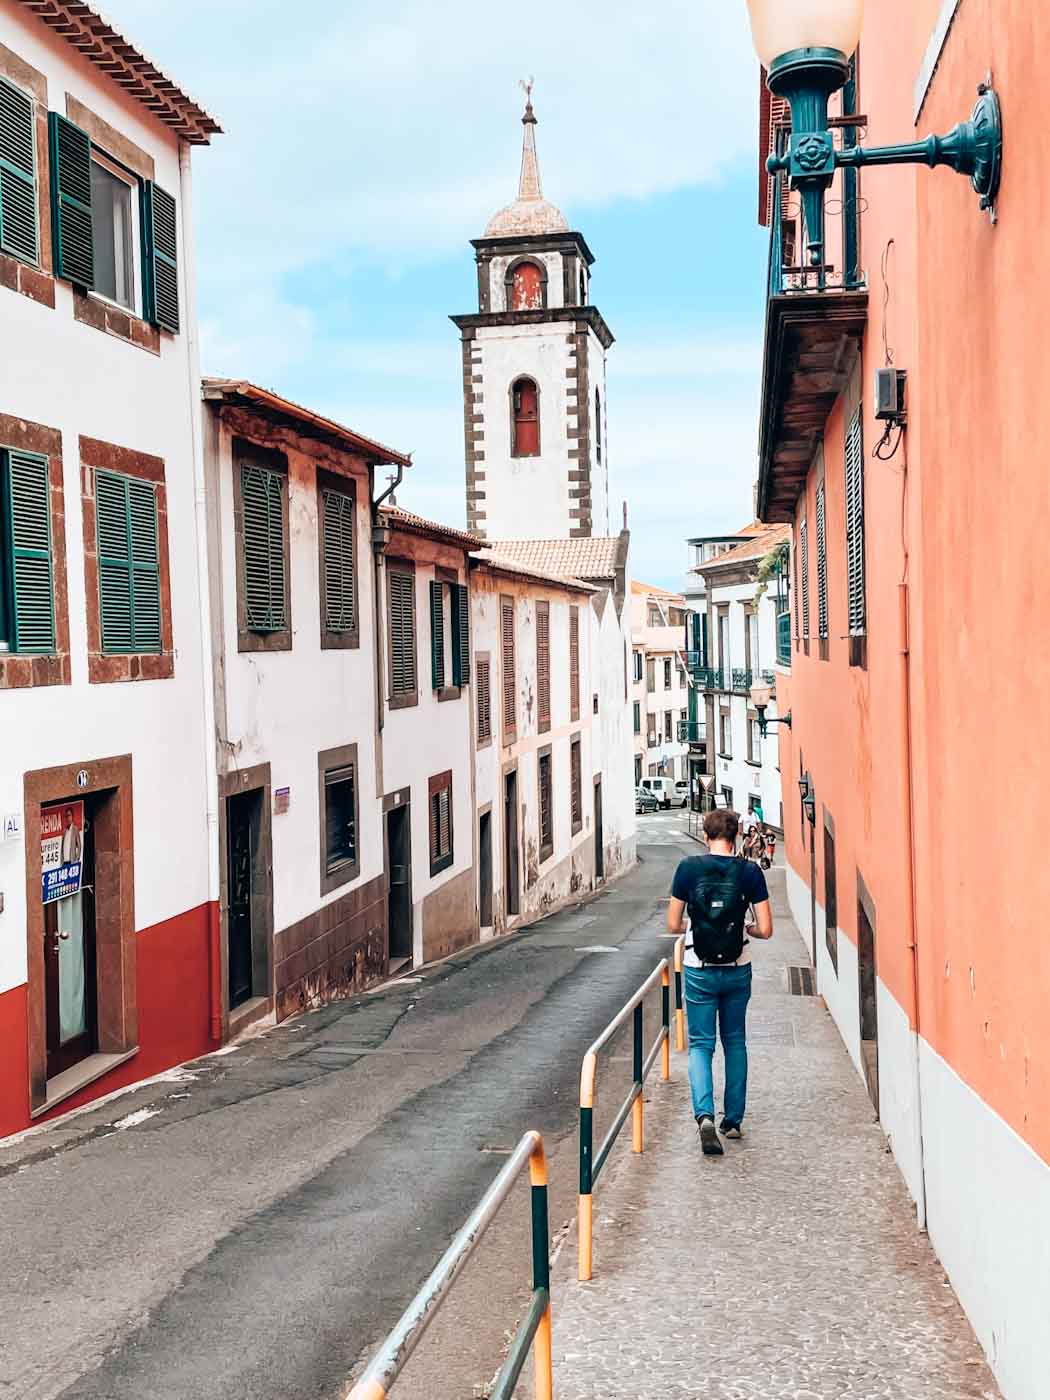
595;388;602;465
509;260;545;311
511;377;540;457
579;267;587;305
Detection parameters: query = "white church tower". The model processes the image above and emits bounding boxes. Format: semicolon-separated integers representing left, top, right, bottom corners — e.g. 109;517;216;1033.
452;89;615;540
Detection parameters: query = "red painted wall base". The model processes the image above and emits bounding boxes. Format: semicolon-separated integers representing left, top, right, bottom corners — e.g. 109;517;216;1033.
0;901;215;1139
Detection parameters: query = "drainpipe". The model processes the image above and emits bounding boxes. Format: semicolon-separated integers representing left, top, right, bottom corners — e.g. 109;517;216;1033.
179;140;223;1043
899;448;928;1230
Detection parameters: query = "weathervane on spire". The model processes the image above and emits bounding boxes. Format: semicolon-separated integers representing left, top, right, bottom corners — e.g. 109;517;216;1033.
519;75;536;120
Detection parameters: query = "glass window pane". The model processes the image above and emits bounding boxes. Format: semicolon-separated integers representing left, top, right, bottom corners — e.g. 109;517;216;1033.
324;772;356;870
90;161;134;309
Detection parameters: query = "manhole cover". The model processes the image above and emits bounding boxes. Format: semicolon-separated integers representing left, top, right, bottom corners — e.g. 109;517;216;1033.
788;965;817;996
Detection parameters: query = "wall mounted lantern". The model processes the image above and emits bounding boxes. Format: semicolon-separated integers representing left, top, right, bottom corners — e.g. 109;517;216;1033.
798;770;817;826
750;680;792;740
746;0;1004;267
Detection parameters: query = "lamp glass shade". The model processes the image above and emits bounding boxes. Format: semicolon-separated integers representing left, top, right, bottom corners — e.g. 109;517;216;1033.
745;0;864;69
750;681;773;711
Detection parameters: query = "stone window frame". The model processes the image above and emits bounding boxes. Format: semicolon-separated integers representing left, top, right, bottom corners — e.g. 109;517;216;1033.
428;768;454;878
233;437;291;654
570;735;583;836
24;754;138;1117
66;94;161;355
504;255;548;312
319;743;361;896
0;412;70;689
509;375;541;459
317;469;360;651
0;45;56;310
80;435;174;684
433;564;463;703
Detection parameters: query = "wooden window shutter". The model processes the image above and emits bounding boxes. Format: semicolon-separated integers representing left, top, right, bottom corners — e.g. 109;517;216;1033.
0;78;39;265
536;600;550;733
570;739;582;831
241;465;285;632
429;579;445;689
476;657;492;740
538;752;553;856
96;471;161;653
816;482;828;640
501;596;516;738
429;774;453;870
321;488;356;631
1;449;55;652
141;182;179;333
452;582;470;686
800;517;810;639
793;523;800;640
569;605;580;721
48;112;93;288
388;569;417;696
845;408;866;635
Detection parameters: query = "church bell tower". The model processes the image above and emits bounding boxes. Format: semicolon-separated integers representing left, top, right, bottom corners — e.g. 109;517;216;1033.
452;88;615;541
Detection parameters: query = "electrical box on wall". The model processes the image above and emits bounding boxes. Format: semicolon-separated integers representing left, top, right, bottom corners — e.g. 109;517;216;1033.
874;367;908;421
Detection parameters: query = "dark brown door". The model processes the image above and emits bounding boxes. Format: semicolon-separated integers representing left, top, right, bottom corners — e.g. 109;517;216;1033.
227;792;255;1009
44;805;97;1080
479;811;493;928
387;804;413;964
594;779;604;880
504;772;519;917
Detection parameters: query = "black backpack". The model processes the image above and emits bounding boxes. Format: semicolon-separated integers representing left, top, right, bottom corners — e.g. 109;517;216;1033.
687;859;751;965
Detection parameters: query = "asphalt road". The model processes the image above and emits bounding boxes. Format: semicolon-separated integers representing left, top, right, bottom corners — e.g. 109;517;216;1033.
0;818;695;1400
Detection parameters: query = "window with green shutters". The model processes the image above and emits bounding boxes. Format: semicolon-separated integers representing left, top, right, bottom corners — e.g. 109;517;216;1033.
320;486;356;636
844;408;866;637
95;470;161;653
48;112;94;288
0;448;55;653
429;578;445;689
240;464;286;633
816;481;829;642
388;567;417;703
451;582;470;686
0;76;39;266
141;180;179;332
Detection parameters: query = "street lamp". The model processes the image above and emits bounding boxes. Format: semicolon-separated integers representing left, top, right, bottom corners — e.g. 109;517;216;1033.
746;0;1003;268
750;679;792;740
797;770;817;825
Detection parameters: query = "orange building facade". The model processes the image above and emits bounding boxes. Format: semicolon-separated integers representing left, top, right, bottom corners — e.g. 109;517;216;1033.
757;5;1050;1396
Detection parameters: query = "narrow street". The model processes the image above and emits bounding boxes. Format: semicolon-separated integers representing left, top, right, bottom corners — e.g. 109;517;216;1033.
0;819;692;1400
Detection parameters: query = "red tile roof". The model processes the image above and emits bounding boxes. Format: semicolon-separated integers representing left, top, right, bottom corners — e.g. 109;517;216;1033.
17;1;221;144
699;523;790;572
381;506;481;550
483;536;622;582
472;550;596;595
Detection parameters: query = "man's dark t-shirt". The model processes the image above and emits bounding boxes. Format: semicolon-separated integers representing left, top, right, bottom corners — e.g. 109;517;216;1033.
672;855;769;966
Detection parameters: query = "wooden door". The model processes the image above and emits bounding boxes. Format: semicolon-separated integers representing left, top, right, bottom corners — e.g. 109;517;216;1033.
227;792;255;1009
44;808;97;1080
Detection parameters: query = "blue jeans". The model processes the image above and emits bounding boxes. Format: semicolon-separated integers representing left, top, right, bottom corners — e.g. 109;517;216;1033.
684;964;753;1124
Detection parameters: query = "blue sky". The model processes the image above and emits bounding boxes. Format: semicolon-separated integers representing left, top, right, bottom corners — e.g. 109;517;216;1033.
104;0;768;591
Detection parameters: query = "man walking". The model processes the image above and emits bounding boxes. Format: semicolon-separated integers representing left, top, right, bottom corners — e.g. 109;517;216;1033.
667;808;773;1156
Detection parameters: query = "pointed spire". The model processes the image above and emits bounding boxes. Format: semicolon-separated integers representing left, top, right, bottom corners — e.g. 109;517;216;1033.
518;79;543;202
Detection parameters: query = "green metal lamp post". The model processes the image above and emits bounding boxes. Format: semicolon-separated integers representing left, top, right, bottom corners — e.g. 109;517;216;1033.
747;0;1004;270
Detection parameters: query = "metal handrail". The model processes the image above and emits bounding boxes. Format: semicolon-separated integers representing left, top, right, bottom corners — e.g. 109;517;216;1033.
673;936;686;1053
346;1131;552;1400
578;959;671;1281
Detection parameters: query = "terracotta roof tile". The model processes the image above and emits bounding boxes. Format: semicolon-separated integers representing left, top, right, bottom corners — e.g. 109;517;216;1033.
472;551;596;594
483;536;621;582
699;524;790;572
381;506;481;550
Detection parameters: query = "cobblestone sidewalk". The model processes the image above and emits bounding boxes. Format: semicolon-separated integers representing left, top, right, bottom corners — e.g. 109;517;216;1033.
547;868;1001;1400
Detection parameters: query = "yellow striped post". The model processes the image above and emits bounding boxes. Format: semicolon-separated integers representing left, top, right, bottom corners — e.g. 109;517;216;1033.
674;936;686;1052
578;1051;597;1281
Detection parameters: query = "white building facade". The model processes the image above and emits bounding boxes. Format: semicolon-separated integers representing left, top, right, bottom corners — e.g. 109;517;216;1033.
698;526;790;826
0;0;220;1136
631;581;691;788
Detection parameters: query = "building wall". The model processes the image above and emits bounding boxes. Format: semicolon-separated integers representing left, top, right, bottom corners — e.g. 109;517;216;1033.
205;407;387;1029
770;4;1050;1395
382;530;477;966
630;586;691;785
592;589;637;878
0;2;212;1134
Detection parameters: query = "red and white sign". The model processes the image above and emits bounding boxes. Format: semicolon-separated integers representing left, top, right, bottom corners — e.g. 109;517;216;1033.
41;801;84;904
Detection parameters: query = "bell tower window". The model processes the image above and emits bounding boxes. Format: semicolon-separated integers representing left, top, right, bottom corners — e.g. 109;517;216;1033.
595;389;602;464
511;377;540;457
507;259;546;311
579;267;587;305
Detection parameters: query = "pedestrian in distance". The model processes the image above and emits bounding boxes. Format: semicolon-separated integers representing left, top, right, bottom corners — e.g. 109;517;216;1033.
666;808;774;1156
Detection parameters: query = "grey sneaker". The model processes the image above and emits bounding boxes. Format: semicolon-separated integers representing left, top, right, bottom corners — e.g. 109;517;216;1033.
720;1119;743;1140
697;1115;724;1156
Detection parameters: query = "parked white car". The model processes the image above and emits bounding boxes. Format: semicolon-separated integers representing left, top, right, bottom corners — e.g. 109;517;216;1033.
673;780;690;808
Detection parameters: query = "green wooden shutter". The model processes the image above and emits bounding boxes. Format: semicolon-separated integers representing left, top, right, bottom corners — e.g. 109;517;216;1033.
451;581;470;686
48;112;93;287
429;579;445;689
2;449;55;652
0;78;39;265
388;569;416;696
816;482;828;640
241;465;285;631
322;488;356;631
845;409;866;636
96;471;161;654
141;181;179;333
800;517;810;639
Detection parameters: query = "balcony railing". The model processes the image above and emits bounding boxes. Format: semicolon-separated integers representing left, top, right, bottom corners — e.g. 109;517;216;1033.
776;612;792;667
677;721;707;745
690;667;775;695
